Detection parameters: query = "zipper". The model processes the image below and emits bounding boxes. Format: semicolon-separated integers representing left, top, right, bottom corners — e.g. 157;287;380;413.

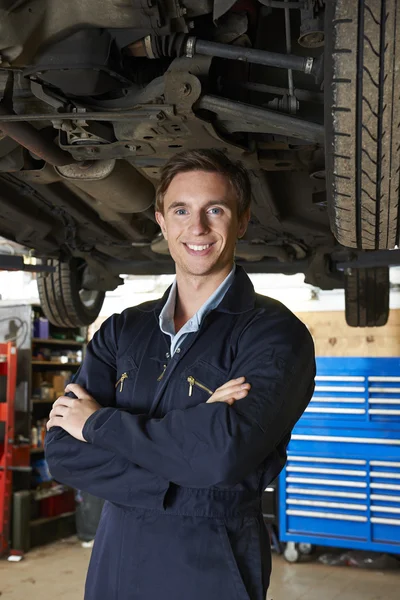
115;372;128;392
157;364;168;381
187;376;213;397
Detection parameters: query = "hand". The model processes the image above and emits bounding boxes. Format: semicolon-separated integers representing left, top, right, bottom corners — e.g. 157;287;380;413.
206;377;251;405
46;383;102;442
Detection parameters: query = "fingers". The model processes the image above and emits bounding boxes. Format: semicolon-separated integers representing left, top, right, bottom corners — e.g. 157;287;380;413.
206;380;251;404
52;396;74;409
46;416;64;431
65;383;92;400
215;377;246;392
49;404;68;419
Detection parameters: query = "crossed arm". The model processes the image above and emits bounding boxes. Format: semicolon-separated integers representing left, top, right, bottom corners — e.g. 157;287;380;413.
45;312;315;502
46;377;251;440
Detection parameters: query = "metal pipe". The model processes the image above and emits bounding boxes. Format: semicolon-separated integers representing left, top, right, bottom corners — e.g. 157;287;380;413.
197;95;324;143
0;103;75;166
259;0;303;8
192;38;313;74
284;0;294;97
0;109;165;123
228;81;323;103
334;249;400;270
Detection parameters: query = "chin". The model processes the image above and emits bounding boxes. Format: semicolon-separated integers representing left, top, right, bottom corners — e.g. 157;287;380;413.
181;261;214;276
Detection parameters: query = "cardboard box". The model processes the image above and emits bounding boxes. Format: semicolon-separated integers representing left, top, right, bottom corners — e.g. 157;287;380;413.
52;374;68;397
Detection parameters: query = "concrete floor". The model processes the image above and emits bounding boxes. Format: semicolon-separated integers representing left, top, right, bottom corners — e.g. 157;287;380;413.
0;537;399;599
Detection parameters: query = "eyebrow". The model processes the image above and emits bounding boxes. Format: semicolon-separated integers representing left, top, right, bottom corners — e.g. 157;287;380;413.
167;200;231;213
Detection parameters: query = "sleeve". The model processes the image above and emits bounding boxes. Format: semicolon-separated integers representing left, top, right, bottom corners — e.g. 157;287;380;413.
82;311;316;488
44;313;168;506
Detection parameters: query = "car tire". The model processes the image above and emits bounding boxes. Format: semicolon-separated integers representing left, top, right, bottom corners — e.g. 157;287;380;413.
37;258;105;328
345;266;389;327
325;0;400;250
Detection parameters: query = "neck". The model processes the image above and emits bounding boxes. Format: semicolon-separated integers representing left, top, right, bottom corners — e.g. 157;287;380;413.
174;264;233;323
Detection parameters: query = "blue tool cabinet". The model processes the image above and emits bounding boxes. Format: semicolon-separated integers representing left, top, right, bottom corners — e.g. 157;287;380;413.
279;358;400;557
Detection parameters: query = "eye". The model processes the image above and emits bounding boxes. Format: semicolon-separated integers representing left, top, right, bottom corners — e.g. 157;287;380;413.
175;208;188;215
208;207;222;215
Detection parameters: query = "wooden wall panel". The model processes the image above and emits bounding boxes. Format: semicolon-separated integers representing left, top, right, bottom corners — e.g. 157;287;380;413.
296;310;400;357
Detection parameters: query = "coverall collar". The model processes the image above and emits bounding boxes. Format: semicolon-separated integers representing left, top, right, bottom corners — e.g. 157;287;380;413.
147;264;255;316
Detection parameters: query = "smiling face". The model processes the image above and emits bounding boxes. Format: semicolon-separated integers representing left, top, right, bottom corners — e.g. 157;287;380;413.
155;170;250;281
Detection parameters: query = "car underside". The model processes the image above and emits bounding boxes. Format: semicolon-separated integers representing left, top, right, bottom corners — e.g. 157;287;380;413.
0;0;399;327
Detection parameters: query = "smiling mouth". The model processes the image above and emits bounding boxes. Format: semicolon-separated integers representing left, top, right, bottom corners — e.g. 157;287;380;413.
185;243;214;251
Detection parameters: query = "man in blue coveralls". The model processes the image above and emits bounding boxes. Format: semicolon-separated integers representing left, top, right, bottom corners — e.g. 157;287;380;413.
45;149;315;600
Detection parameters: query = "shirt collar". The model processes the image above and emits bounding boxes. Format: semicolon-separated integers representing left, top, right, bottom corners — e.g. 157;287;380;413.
159;264;236;335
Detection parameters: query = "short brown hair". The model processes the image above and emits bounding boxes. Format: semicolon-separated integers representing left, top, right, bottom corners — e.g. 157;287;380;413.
155;149;251;215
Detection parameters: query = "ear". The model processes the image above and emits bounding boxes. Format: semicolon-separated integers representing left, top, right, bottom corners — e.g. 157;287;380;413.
237;208;250;239
155;211;168;240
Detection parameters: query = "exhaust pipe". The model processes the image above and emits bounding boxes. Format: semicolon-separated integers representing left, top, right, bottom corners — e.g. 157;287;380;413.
0;103;75;167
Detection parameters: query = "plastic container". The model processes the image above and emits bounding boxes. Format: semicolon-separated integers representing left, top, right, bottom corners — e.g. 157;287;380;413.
33;318;49;339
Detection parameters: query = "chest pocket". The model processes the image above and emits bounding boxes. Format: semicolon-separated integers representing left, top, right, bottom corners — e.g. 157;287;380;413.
180;360;229;409
115;356;138;409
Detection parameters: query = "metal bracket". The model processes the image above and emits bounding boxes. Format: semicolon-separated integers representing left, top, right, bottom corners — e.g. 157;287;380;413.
0;256;55;273
333;250;400;270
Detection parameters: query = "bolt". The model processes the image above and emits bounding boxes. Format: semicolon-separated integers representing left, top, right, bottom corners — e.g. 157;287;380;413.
181;83;191;97
300;32;324;48
156;111;166;121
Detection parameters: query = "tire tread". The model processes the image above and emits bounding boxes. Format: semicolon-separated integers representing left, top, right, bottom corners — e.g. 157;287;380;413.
327;0;400;250
37;259;105;328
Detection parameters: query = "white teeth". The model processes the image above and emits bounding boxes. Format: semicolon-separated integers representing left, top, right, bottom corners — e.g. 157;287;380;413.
187;244;211;251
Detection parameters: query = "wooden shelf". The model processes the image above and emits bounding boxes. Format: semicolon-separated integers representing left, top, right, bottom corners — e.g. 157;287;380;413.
31;361;81;367
34;486;69;501
32;338;84;346
32;398;53;404
30;511;75;527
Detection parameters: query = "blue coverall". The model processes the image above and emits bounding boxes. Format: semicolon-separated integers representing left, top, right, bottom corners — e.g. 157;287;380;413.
45;265;315;600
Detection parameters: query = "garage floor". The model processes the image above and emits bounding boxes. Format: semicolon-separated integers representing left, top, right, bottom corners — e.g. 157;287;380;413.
0;537;399;599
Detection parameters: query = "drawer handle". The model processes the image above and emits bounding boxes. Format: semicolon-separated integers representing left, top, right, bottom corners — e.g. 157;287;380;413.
292;435;400;446
286;476;367;488
287;466;366;477
371;517;400;526
287;509;367;523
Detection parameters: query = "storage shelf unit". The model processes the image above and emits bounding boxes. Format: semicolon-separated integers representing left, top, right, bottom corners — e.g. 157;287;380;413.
0;342;18;556
32;361;81;367
279;357;400;554
32;339;84;346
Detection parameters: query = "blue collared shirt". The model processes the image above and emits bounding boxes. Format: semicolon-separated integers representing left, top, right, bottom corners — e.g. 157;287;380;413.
159;265;236;355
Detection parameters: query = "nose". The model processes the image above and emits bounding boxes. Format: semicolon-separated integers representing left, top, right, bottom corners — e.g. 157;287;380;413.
188;210;210;235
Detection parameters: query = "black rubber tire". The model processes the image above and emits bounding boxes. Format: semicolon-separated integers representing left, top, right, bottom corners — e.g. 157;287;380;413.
345;266;389;327
37;258;105;328
325;0;400;250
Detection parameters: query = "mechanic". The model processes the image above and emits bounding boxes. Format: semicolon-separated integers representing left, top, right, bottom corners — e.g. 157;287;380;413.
45;149;315;600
